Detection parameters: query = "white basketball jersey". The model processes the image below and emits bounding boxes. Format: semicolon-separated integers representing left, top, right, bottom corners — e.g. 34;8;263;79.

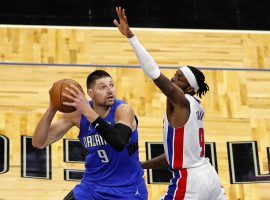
163;94;209;169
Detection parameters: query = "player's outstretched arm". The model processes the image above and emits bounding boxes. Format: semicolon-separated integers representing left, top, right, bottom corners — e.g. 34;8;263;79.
114;7;188;107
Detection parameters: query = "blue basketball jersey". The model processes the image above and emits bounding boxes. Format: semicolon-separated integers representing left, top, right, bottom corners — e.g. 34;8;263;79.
78;99;144;187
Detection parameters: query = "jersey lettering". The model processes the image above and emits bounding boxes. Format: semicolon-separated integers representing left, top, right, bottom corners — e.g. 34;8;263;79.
196;111;204;121
83;134;107;148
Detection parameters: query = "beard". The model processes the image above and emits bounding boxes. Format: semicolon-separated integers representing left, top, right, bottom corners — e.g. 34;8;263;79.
104;95;115;106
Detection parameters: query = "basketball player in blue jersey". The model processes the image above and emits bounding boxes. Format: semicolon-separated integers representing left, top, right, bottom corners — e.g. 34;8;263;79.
32;70;147;200
114;7;226;200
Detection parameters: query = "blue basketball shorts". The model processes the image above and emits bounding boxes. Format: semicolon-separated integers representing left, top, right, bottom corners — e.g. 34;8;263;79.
73;178;148;200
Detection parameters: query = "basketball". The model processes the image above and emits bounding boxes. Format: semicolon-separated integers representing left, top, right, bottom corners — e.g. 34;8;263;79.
50;79;84;113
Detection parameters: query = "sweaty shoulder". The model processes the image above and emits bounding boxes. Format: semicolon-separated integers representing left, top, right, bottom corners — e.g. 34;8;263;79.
115;103;135;130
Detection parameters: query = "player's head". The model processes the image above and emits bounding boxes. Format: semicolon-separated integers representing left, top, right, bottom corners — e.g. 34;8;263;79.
86;70;115;106
171;66;209;98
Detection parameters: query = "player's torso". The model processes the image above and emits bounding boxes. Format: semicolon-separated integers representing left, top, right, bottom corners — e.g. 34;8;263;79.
78;99;143;186
163;94;209;170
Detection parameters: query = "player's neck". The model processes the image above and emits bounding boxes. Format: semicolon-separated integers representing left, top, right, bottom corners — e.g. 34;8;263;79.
92;104;111;118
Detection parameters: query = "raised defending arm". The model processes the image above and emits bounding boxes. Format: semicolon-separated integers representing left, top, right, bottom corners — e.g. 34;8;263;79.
114;7;189;108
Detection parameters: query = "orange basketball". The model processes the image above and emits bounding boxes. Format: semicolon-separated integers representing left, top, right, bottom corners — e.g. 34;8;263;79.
50;79;84;113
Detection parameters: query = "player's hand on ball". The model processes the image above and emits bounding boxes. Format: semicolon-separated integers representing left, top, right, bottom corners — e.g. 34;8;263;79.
62;84;90;115
48;87;57;110
50;79;84;113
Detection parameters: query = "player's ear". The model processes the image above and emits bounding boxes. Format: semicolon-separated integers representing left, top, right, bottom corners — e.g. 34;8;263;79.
87;88;93;98
186;86;195;95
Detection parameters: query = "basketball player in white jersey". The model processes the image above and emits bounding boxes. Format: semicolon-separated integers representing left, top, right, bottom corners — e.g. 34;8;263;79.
114;7;226;200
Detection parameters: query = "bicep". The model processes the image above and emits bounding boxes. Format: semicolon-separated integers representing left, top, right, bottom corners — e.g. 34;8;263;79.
154;73;189;107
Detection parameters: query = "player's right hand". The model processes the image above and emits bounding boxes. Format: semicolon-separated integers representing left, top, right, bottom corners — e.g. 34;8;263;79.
48;87;57;111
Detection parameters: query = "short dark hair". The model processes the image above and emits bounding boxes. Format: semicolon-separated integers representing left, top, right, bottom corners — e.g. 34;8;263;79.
188;66;209;98
86;70;112;89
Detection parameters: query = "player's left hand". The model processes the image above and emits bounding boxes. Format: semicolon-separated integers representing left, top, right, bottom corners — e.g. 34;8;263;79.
62;84;90;115
114;7;134;38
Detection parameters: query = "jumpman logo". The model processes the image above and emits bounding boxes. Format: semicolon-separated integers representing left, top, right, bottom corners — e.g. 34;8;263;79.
135;188;140;196
94;123;99;129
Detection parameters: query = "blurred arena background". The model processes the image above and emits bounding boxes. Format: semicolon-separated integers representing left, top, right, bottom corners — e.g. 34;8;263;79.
0;0;270;199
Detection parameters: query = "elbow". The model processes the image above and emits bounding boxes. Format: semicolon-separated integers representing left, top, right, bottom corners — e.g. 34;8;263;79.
32;139;47;149
113;141;128;152
113;137;130;152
